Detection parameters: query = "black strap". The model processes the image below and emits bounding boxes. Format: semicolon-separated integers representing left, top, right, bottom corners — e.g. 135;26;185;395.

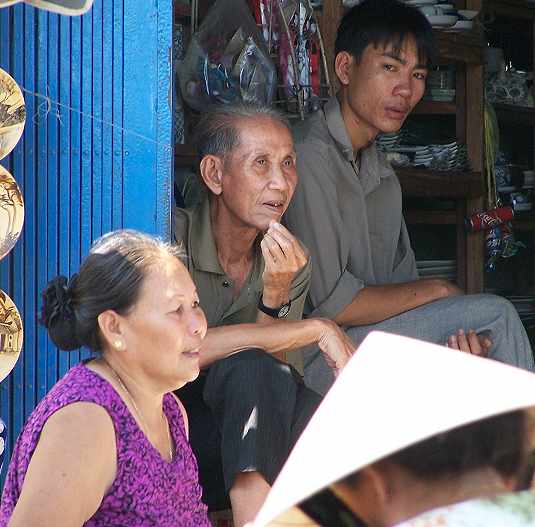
298;487;368;527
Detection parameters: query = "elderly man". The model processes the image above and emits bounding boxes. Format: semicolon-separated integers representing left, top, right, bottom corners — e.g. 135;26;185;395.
174;103;354;527
283;0;534;395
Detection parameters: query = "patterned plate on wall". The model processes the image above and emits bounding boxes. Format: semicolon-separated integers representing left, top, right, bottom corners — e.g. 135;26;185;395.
0;165;24;261
0;68;25;161
0;289;23;383
0;0;92;15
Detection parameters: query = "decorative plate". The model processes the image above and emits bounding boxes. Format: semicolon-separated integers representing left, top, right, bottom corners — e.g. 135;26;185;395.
0;0;93;15
0;289;23;383
0;165;24;261
0;68;25;161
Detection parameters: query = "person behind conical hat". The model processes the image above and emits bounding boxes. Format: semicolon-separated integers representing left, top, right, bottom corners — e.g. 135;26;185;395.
0;0;92;15
253;332;535;527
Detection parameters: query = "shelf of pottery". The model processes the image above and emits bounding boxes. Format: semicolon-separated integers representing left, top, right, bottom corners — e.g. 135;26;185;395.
0;68;25;470
482;0;535;332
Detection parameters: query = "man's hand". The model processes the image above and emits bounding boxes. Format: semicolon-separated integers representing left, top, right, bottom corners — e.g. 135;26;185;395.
260;221;308;307
446;329;493;357
317;319;356;377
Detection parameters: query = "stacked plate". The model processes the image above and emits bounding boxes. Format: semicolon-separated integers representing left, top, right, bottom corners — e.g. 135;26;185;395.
375;131;402;151
380;140;469;171
417;259;457;281
424;88;456;102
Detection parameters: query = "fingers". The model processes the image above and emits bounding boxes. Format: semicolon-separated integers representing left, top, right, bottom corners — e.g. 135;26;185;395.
264;222;308;264
446;329;485;356
318;328;356;374
260;236;283;264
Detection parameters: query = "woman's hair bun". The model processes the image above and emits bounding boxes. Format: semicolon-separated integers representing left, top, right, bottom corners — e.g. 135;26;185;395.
40;275;81;351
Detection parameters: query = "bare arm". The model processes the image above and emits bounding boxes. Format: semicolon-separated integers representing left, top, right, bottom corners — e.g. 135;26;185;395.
334;278;463;327
199;318;354;374
8;402;116;527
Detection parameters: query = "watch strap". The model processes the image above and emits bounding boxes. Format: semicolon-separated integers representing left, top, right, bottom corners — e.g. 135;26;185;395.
258;297;291;318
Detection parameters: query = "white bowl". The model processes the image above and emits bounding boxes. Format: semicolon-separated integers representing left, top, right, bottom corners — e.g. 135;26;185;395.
450;20;473;30
426;14;458;27
457;9;478;20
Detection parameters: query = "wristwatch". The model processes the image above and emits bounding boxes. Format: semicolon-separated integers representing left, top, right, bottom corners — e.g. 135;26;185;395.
258;297;291;318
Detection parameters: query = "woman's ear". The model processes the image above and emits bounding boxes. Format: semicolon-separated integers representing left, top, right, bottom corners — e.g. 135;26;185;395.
199;155;224;195
97;310;125;352
335;51;354;86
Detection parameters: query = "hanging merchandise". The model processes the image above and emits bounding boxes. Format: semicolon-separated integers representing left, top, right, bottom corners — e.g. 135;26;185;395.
178;0;277;112
247;0;330;118
469;100;525;270
277;0;323;116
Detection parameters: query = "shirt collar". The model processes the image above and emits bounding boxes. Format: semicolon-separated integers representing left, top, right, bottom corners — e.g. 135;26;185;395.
324;95;394;183
324;96;356;163
189;198;225;275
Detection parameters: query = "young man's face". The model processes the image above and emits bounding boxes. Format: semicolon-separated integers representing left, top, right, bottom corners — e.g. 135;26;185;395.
338;35;428;140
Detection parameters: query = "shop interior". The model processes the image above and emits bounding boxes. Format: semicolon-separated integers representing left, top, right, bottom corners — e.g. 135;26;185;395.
172;0;535;346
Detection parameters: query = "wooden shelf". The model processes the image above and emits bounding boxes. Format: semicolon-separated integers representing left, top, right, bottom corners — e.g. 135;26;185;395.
404;209;457;224
513;212;535;229
494;103;535;125
413;100;456;115
396;167;484;199
434;29;484;65
487;0;535;19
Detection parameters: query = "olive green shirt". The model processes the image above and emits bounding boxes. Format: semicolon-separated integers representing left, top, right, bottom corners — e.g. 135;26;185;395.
174;198;312;328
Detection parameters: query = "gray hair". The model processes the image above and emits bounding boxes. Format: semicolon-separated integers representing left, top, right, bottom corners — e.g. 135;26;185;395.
193;103;291;161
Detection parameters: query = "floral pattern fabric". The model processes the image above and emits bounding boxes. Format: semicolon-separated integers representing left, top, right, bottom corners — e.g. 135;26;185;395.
0;363;210;526
397;491;535;527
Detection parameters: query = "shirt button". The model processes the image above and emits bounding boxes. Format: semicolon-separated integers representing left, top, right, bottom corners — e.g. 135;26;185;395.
222;280;231;288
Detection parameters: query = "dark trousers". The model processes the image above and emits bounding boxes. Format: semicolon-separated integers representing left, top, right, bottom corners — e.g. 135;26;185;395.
178;349;322;511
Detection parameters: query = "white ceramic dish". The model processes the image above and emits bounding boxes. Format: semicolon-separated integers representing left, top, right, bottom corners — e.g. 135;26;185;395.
405;0;437;5
426;14;458;26
450;20;473;30
457;9;478;19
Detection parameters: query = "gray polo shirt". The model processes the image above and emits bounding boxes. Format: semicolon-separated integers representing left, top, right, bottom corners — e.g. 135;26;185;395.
174;197;311;327
284;96;418;320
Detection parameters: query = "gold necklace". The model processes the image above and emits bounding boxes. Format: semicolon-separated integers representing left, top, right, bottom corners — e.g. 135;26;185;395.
103;358;173;461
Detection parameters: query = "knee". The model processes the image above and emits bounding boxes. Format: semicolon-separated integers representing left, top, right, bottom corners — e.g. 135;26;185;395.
474;294;516;317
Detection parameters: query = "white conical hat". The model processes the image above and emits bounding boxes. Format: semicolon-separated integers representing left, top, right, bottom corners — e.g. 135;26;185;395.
0;0;92;15
254;331;535;526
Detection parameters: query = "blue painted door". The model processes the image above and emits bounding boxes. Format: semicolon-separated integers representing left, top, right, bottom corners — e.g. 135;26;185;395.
0;0;172;486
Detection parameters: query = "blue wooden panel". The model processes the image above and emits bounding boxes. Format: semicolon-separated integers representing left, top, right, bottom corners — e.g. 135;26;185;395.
0;0;173;488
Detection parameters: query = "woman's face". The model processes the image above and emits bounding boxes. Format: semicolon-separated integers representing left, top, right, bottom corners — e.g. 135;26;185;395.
120;255;207;390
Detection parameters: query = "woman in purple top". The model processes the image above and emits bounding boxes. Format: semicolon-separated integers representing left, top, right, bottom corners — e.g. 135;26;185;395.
0;230;211;526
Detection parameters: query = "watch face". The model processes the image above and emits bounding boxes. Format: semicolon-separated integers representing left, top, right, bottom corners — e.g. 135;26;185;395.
278;304;290;318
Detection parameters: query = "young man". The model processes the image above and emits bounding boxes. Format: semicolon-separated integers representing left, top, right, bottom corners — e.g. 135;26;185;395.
284;0;534;395
174;103;354;527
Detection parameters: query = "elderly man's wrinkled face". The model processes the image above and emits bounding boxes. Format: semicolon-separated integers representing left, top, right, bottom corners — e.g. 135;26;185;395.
219;116;298;232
